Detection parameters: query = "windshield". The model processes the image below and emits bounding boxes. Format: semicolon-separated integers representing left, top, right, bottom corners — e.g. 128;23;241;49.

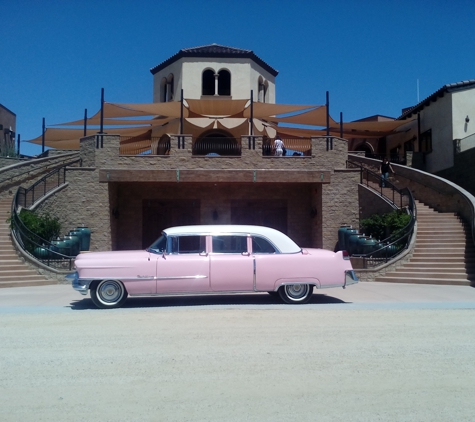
146;234;167;254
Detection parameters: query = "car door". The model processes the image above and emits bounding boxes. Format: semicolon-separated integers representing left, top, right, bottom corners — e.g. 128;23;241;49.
156;235;210;293
209;235;254;291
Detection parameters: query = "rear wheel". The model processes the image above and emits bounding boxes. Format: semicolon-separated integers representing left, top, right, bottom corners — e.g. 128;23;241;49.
90;279;128;309
278;284;313;304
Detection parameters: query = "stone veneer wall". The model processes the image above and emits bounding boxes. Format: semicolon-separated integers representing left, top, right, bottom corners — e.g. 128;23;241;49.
37;134;361;252
321;170;360;251
0;152;79;199
358;184;397;221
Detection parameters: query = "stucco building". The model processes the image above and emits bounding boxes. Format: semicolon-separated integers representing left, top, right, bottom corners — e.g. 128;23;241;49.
0;104;16;156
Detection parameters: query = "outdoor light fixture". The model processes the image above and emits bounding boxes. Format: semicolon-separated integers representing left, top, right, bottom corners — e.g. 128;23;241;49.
466;115;470;123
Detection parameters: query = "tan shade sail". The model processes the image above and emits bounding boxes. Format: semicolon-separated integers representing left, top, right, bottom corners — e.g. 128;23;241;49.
105;102;187;118
26;126;156;149
243;102;316;119
275;126;328;138
52;116;174;127
186;99;249;117
334;118;415;133
270;106;337;127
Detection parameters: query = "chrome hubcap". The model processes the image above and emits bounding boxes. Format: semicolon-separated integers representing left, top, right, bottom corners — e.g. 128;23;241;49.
285;284;309;300
98;281;123;303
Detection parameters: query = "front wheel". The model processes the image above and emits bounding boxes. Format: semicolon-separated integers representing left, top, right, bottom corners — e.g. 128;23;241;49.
90;279;128;309
278;284;313;304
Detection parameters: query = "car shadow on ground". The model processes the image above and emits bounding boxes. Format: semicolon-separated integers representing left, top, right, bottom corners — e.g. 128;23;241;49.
68;293;348;310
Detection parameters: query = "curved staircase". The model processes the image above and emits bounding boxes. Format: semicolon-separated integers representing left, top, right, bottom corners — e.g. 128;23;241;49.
0;196;53;288
375;200;475;286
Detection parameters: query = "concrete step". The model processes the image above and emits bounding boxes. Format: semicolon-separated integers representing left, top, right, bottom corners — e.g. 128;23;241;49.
0;274;50;282
0;270;46;280
374;276;473;286
383;270;475;280
413;248;475;255
392;266;473;274
403;262;475;269
416;238;469;244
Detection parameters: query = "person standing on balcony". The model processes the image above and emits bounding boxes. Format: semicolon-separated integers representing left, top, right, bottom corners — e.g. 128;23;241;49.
380;157;395;187
274;137;285;156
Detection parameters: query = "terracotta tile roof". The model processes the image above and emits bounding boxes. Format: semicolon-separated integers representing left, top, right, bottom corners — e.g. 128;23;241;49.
150;43;278;76
398;79;475;120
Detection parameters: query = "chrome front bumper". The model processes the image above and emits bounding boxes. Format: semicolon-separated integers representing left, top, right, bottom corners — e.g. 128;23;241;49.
344;270;359;287
66;272;92;295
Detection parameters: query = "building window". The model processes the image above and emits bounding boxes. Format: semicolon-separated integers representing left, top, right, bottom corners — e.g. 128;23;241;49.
160;74;174;102
160;77;167;102
217;69;231;96
420;129;432;153
202;69;215;96
258;77;267;103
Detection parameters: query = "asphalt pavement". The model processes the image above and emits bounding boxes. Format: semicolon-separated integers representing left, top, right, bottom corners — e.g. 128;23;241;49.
0;281;474;312
1;282;475;422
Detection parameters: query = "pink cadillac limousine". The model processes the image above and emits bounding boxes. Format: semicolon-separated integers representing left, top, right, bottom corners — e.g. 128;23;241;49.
70;225;358;308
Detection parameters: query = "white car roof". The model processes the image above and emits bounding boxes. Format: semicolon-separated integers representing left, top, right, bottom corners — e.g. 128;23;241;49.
163;225;301;253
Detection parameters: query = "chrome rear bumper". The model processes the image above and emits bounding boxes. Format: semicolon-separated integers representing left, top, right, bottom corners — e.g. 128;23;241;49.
344;270;359;287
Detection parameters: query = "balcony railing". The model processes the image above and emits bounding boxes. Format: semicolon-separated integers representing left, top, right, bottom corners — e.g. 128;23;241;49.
192;137;241;156
262;138;312;157
119;135;313;157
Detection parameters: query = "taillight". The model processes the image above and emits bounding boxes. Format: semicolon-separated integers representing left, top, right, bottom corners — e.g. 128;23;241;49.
342;250;350;260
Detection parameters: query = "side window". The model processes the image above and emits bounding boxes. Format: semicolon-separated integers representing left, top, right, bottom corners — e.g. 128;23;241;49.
212;235;248;254
170;236;206;254
251;236;277;254
202;69;215;96
217;69;231;96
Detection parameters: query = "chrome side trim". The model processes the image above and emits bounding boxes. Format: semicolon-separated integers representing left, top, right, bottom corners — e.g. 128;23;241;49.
253;258;257;291
155;275;208;280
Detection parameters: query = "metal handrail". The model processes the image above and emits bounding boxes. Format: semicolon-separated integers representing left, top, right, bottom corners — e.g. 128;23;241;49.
347;160;417;269
9;158;82;270
347;160;409;208
0;152;79;185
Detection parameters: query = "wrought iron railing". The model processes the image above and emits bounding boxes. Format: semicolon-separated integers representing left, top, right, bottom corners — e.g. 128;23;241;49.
347;160;410;209
192;137;242;156
10;159;82;270
0;153;80;186
346;160;417;269
262;138;312;157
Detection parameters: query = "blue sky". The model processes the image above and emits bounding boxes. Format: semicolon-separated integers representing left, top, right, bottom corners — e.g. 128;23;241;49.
2;0;475;155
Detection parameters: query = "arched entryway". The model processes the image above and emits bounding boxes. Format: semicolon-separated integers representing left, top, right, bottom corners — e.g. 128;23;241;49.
193;131;240;156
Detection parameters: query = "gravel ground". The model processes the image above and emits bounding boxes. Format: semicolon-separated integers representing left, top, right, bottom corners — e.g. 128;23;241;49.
1;306;475;421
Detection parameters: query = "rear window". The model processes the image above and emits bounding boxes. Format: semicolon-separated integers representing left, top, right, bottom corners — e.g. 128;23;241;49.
251;236;277;254
212;235;248;254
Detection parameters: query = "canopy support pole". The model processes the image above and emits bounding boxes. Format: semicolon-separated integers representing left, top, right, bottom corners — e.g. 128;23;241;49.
340;112;343;138
17;134;20;156
180;89;184;135
98;88;104;148
250;90;254;137
42;118;45;153
326;91;331;150
83;109;87;137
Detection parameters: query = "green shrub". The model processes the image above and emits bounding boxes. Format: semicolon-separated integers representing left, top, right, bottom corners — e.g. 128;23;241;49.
18;210;61;242
360;209;411;241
